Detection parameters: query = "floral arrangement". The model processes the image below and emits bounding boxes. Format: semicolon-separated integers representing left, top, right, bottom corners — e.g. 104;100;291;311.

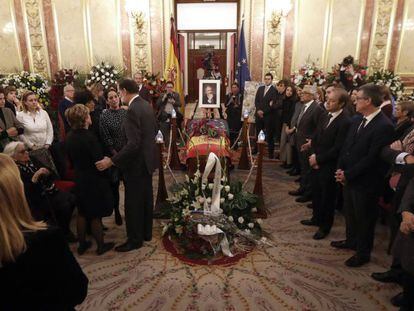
326;55;368;88
402;90;414;101
142;71;166;98
368;69;404;100
49;68;79;109
291;58;326;87
0;71;50;106
85;62;121;89
161;169;265;259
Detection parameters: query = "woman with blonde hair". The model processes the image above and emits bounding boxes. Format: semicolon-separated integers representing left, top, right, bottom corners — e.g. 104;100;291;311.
0;154;88;309
17;91;54;150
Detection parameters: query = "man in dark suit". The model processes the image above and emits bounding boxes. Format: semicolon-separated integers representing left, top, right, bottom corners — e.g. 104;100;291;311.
58;84;75;135
96;79;157;252
300;88;351;239
288;85;326;202
393;177;414;310
134;72;151;102
332;83;395;267
254;73;277;157
156;81;183;143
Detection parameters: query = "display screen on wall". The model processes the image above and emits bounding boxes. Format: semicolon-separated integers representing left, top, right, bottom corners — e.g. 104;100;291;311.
177;3;237;30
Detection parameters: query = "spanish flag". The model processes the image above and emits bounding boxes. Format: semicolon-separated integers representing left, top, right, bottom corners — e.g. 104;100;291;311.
164;17;184;113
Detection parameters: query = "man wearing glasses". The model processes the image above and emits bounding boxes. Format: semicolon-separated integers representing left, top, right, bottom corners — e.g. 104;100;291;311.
332;83;394;267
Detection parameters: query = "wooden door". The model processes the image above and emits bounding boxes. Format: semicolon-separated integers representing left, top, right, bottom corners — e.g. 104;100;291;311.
188;49;227;102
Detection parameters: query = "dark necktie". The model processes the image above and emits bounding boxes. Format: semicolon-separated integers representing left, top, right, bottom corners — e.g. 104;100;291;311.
325;113;333;129
357;117;367;133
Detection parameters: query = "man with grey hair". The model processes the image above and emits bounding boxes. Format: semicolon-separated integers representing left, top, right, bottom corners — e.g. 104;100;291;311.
288;84;326;204
58;84;76;135
133;71;150;102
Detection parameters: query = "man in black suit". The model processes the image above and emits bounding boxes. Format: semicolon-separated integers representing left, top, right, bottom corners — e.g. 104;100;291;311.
332;83;394;267
254;73;277;157
96;79;157;252
288;85;325;202
300;88;351;239
134;72;151;102
58;84;75;135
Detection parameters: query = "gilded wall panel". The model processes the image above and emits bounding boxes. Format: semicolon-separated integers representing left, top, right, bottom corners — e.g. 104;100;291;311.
53;0;89;70
396;0;414;75
89;0;122;66
22;0;50;76
367;0;397;72
292;0;329;70
262;0;284;80
129;0;152;73
0;0;22;72
326;0;364;69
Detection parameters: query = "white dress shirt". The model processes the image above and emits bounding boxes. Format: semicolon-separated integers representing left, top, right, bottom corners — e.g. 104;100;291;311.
128;94;139;106
326;109;343;128
362;108;381;127
17;109;53;148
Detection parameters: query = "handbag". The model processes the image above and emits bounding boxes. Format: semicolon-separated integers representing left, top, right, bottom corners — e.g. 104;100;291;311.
29;147;59;178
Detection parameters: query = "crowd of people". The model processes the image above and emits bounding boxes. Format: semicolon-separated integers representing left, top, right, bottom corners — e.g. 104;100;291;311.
252;74;414;310
0;70;414;310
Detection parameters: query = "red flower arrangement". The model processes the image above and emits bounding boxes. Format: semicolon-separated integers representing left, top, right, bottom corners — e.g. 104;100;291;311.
49;69;79;109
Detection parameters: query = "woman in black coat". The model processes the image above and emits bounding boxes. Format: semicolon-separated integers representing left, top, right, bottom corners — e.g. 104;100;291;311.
0;153;88;310
65;104;114;255
3;141;76;242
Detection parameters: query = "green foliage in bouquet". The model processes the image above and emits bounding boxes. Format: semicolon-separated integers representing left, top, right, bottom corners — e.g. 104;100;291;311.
162;170;263;259
0;71;50;106
368;69;404;100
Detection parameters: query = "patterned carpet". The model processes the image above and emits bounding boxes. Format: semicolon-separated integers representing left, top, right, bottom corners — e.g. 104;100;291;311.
74;161;400;311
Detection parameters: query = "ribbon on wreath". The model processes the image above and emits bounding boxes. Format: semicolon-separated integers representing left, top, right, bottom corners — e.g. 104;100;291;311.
201;152;223;215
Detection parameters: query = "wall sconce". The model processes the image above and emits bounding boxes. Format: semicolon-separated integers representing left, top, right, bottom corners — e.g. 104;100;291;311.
269;0;292;29
125;0;145;30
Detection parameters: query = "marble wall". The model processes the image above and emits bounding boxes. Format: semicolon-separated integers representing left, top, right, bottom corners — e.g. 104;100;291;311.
0;0;413;87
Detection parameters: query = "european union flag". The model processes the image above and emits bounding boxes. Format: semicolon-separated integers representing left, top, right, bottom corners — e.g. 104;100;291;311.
235;20;251;92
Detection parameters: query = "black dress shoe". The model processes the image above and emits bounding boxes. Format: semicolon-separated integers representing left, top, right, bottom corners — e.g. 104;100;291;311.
77;241;92;255
289;189;304;196
300;219;319;226
330;240;355;250
344;254;370;267
371;270;403;284
115;241;142;252
296;195;312;203
97;242;115;255
288;170;300;176
313;229;328;240
115;212;123;226
391;292;405;307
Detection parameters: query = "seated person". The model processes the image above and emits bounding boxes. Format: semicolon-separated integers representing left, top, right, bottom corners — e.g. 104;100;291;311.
0;153;88;310
3;141;76;242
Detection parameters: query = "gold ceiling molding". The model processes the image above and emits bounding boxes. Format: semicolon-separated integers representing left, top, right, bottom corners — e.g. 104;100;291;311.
367;0;397;72
22;0;50;76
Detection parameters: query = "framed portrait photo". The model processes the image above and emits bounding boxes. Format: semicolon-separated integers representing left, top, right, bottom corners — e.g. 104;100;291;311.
199;79;220;108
